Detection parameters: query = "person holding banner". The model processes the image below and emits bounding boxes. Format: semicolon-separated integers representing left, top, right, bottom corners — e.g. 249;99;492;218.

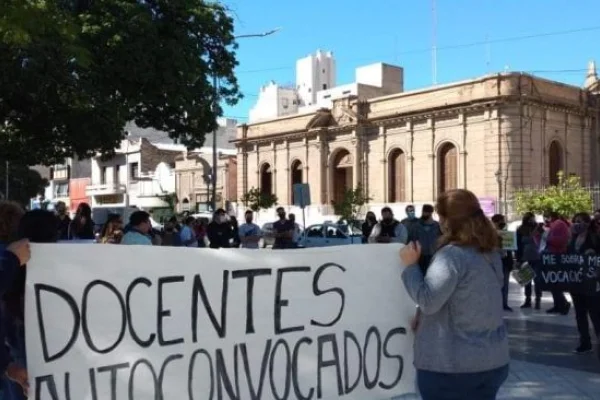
568;212;600;356
0;202;31;398
400;189;509;400
537;210;571;315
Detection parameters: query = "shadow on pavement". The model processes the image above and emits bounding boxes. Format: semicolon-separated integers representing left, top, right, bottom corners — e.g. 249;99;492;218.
506;318;600;374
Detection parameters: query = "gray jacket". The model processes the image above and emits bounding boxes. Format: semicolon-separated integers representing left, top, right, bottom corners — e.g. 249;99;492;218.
402;245;510;373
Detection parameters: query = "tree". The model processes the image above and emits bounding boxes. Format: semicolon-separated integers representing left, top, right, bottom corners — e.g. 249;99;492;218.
331;185;372;229
159;192;178;213
0;0;241;165
514;172;593;217
0;163;48;206
241;187;278;213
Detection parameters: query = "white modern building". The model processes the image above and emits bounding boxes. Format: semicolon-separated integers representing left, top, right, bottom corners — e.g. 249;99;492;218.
248;82;299;122
248;50;404;122
124;117;238;149
86;138;184;209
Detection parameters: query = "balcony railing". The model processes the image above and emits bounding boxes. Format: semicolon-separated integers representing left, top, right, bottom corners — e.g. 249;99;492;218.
86;183;127;196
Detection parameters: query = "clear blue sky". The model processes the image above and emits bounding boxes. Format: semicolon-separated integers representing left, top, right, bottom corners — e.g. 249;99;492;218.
222;0;600;122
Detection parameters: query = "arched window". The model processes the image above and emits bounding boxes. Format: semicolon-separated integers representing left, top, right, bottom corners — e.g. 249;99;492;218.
438;143;458;194
259;163;273;196
290;160;303;203
388;149;406;202
548;141;563;185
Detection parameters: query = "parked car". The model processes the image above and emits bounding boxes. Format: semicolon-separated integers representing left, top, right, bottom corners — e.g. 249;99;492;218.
260;222;276;248
298;223;362;248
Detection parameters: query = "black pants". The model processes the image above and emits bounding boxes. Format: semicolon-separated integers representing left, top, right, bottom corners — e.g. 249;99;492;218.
570;292;600;346
551;290;569;309
502;266;511;307
524;281;542;301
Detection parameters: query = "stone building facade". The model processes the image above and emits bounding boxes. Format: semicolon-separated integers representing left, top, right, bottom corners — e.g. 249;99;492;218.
235;72;600;213
175;150;237;213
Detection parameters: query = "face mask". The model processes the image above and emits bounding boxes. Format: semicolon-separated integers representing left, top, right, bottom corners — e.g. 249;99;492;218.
407;211;415;219
572;223;587;235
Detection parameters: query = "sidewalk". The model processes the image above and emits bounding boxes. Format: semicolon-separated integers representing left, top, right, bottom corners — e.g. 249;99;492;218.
499;280;600;399
397;280;600;400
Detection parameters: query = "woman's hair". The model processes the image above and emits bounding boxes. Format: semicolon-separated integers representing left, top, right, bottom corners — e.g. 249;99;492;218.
18;210;59;243
101;213;122;238
572;212;592;224
436;189;499;252
0;201;24;242
75;202;92;220
518;212;536;236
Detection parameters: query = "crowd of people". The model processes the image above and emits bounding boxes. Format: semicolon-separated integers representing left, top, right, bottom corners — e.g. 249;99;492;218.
1;192;600;399
515;209;600;355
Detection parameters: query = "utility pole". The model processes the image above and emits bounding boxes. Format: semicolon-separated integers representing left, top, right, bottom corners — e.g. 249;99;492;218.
432;0;438;85
210;28;281;212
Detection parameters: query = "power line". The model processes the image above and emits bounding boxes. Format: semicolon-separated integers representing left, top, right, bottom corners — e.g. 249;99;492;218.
236;25;600;75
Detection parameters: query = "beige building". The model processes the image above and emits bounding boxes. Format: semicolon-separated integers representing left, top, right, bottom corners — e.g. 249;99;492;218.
235;69;600;215
175;149;237;212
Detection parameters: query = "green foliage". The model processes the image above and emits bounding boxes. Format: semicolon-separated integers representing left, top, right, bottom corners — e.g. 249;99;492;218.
0;163;48;206
0;0;241;165
514;172;593;217
241;187;278;213
331;185;372;224
159;192;178;213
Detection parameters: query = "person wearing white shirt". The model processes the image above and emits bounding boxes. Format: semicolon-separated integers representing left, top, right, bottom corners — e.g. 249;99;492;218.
238;210;262;249
289;213;302;247
368;206;408;244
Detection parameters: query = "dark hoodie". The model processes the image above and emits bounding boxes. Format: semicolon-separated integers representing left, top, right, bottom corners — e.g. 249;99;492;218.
0;244;21;374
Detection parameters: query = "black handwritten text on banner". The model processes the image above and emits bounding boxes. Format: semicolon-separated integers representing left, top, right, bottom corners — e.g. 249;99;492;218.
26;244;417;399
535;253;600;295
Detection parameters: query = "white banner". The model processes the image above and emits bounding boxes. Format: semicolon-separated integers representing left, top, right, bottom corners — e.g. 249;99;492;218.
26;244;417;400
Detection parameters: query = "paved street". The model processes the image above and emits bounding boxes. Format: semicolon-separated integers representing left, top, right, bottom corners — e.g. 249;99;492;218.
395;279;600;400
498;281;600;399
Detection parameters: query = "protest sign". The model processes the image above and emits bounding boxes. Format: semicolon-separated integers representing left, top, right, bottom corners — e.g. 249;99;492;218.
499;231;517;251
26;244;417;400
535;253;600;294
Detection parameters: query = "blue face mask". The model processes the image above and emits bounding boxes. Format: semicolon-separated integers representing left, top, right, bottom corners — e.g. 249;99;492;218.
407;211;415;219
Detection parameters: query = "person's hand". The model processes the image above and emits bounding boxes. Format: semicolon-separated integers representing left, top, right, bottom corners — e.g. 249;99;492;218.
400;241;421;266
6;239;31;266
6;363;28;396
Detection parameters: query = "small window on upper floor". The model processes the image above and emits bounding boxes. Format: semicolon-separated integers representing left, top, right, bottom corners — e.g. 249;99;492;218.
282;98;289;109
322;69;325;73
308;88;311;93
323;94;331;99
322;84;327;90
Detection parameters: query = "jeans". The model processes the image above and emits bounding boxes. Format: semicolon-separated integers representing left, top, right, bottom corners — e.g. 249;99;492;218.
417;364;509;400
570;292;600;346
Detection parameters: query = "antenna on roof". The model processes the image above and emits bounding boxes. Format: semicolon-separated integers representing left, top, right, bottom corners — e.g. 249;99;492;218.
485;34;491;73
431;0;437;85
